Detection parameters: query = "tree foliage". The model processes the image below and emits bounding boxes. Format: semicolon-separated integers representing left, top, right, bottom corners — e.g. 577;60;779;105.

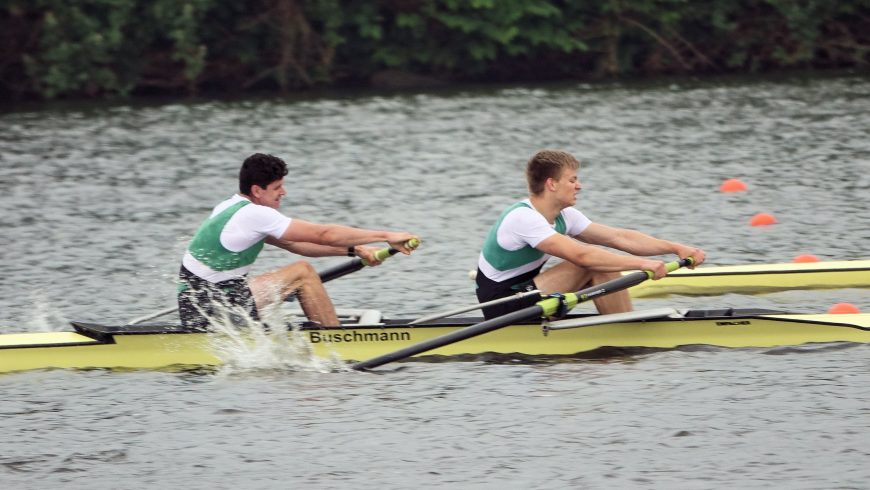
2;0;869;100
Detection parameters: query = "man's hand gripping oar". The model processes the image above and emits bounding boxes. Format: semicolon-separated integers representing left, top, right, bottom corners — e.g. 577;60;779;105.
316;238;418;283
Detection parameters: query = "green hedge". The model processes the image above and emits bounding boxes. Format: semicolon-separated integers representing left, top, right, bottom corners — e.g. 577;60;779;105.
2;0;869;100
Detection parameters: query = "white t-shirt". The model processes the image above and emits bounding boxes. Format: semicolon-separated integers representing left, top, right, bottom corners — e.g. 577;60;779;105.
478;199;591;282
182;195;292;282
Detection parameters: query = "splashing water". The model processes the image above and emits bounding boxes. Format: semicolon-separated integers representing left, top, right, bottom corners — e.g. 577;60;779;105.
203;301;350;375
18;289;71;333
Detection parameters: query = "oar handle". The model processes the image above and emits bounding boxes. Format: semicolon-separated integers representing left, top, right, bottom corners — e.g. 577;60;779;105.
298;238;420;288
363;238;420;266
651;256;694;278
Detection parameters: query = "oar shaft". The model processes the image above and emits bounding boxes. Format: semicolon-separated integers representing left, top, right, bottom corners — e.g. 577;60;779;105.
352;305;544;370
127;306;179;325
354;257;692;370
287;239;418;300
315;248;400;284
569;258;692;309
573;271;651;303
409;290;542;325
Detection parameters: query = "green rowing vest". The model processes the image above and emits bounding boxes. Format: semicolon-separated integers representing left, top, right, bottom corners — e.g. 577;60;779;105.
481;201;566;271
187;201;265;272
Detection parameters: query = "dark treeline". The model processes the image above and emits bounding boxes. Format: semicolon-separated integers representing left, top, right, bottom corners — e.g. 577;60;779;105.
2;0;869;101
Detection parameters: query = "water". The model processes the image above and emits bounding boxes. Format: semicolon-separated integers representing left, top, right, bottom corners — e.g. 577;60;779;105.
3;347;870;489
1;73;869;488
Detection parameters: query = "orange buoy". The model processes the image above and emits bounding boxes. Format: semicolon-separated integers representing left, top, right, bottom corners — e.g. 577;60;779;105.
719;179;748;192
793;254;820;263
749;213;777;226
828;303;860;314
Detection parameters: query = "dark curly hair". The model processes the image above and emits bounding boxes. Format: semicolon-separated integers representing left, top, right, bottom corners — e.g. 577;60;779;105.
239;153;289;195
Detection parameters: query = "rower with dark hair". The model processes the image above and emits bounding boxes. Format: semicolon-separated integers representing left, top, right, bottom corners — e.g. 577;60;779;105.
178;153;419;329
475;149;705;320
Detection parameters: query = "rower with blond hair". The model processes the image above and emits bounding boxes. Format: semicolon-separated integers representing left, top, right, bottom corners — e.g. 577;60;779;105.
475;149;705;319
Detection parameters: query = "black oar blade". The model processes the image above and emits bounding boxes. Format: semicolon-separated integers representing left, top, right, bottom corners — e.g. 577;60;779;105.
352;304;544;371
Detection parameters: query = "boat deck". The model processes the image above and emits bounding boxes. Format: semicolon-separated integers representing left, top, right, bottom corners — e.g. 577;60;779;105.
0;331;105;349
62;308;791;337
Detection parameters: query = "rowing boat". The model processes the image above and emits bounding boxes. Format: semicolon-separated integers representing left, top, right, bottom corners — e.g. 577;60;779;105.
629;259;870;297
2;308;868;374
3;257;866;374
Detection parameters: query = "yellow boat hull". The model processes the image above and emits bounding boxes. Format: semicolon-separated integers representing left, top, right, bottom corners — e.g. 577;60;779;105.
630;259;870;297
2;311;869;374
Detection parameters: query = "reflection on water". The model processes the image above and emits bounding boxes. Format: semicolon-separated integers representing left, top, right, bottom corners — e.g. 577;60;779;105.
1;73;869;488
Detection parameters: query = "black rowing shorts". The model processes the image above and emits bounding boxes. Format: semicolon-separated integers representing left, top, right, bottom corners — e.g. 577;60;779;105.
475;267;543;320
177;266;259;331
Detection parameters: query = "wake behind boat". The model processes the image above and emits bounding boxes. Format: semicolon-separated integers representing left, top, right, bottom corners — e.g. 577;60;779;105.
629;259;870;297
1;308;869;374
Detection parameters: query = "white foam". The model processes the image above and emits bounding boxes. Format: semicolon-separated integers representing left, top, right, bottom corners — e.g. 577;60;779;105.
25;289;71;332
203;301;350;375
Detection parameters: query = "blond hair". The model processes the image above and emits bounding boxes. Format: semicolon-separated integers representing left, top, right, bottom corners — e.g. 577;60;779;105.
525;150;579;195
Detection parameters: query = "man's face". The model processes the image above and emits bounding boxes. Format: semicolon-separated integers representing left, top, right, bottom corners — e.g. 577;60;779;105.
252;178;286;209
553;167;581;207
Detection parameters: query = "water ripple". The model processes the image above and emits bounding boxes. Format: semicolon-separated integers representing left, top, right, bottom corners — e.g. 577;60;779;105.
1;74;870;488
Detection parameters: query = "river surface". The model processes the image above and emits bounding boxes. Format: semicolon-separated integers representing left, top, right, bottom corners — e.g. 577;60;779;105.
1;73;869;488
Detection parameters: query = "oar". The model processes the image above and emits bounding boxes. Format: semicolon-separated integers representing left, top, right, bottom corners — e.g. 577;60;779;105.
409;289;543;325
352;258;692;371
317;238;418;283
128;239;419;324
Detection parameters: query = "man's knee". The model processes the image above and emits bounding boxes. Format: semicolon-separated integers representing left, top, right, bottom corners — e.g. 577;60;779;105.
276;261;325;290
280;260;317;279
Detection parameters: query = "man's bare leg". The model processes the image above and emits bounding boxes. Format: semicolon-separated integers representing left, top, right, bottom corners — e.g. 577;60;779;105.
249;261;340;326
533;261;633;315
587;272;632;314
